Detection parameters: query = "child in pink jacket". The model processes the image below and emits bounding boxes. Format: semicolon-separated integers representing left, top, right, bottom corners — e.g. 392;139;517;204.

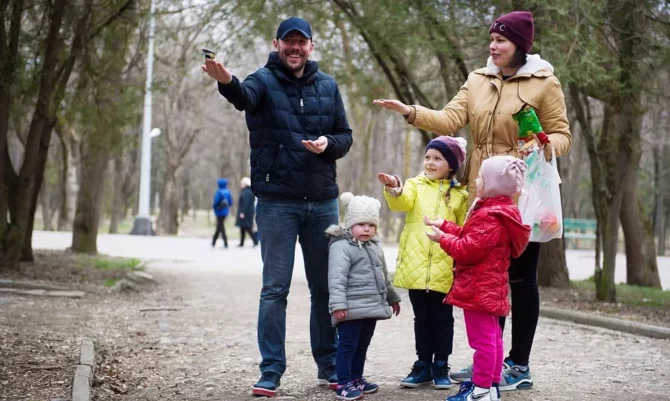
425;156;531;401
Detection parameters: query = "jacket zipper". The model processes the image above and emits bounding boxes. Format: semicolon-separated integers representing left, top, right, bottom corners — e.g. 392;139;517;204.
265;144;284;182
426;180;444;292
362;243;386;298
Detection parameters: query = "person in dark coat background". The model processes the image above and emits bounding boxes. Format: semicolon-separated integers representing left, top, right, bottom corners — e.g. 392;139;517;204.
212;178;233;248
236;177;258;247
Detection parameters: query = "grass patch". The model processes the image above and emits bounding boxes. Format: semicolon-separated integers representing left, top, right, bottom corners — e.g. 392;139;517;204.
93;257;142;271
572;278;670;307
103;278;120;288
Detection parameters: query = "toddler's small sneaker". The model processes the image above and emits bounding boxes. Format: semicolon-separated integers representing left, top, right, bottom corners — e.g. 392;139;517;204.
400;360;433;387
446;381;491;401
252;371;281;397
318;366;338;390
355;377;379;394
336;382;364;400
432;360;453;389
490;383;501;401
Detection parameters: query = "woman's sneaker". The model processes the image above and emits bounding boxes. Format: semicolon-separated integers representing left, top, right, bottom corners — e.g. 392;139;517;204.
336;382;363;400
355;377;379;394
400;360;433;387
499;359;532;391
432;360;452;389
449;364;473;383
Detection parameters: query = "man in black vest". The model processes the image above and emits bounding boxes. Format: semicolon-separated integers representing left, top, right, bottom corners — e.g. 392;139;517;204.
202;17;353;397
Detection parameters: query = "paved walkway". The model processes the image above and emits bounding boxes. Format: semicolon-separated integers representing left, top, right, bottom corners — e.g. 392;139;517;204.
14;231;670;399
33;231;670;289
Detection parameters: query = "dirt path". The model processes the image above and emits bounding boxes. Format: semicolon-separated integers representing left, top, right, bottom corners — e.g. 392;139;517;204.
2;261;670;400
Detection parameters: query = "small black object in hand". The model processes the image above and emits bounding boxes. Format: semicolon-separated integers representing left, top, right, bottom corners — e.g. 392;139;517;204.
202;48;215;60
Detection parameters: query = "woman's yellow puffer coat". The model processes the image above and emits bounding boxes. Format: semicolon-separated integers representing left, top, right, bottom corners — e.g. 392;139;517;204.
384;173;468;294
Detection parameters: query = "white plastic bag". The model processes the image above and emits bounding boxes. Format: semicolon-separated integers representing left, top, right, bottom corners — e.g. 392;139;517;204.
518;146;563;242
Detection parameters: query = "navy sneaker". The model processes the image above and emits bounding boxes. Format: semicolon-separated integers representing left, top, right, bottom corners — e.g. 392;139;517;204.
252;371;281;397
432;360;452;389
336;382;363;400
499;359;532;391
355;377;379;394
317;366;338;390
446;381;491;401
400;360;433;387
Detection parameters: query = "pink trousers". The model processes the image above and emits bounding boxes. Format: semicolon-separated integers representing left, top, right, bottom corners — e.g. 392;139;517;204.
463;309;503;388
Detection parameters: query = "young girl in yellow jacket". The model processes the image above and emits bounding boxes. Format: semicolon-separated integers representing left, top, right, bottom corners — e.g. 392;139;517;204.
378;135;469;390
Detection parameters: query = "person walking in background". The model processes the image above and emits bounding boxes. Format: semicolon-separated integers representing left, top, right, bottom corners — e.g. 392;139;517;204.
202;16;353;397
212;178;233;249
236;177;258;247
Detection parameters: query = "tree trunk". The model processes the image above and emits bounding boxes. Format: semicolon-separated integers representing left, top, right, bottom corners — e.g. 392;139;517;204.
71;134;110;254
56;125;80;231
538;239;571;287
620;173;662;288
108;152;124;234
156;164;180;235
39;182;53;231
654;144;667;256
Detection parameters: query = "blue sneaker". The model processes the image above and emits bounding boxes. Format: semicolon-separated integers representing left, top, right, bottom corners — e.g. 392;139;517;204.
450;364;473;383
336;382;363;400
355;377;379;394
499;359;532;391
400;360;433;387
317;366;338;390
252;371;281;397
446;381;491;401
432;360;453;389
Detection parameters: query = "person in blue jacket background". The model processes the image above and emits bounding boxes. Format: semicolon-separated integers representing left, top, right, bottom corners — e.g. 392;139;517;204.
212;178;233;249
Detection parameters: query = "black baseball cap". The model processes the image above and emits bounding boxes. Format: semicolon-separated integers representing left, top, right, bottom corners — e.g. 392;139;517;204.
276;17;312;40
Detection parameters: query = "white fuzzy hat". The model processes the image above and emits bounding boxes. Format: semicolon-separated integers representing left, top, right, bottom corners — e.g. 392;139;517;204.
340;192;380;229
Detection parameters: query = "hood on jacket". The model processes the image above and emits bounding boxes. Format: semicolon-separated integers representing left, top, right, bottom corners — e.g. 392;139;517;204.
325;224;381;248
479;196;531;258
217;178;228;189
484;54;554;76
266;51;319;81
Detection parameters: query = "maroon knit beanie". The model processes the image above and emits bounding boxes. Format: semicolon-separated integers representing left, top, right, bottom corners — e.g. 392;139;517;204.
489;11;534;53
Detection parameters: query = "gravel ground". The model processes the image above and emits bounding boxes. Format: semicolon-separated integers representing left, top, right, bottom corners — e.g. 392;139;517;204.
3;260;669;401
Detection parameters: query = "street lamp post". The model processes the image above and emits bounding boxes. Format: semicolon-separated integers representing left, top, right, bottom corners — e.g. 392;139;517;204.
130;0;158;236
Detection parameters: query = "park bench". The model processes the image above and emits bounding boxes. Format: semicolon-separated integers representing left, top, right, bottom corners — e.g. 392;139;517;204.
563;218;597;249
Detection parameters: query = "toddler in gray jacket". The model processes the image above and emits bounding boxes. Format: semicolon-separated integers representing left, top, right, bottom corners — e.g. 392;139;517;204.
327;192;401;400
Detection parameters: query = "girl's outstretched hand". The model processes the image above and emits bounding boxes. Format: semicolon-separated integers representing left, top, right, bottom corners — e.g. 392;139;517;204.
391;302;401;316
373;99;411;117
423;216;445;229
377;173;399;188
426;226;445;243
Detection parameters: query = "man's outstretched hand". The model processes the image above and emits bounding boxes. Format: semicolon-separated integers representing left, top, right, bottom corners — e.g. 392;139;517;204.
302;136;328;154
201;58;232;84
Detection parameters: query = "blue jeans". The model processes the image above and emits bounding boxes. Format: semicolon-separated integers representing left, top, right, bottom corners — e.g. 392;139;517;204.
255;196;339;375
336;319;377;385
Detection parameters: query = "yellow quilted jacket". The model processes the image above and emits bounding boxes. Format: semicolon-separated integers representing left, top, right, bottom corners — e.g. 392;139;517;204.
384;173;469;294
